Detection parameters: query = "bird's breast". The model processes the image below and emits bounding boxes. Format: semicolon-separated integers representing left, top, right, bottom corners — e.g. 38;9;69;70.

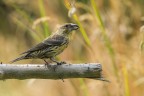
53;42;69;54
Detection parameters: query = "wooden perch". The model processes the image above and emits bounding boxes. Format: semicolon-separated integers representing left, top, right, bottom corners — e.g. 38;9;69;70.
0;63;107;81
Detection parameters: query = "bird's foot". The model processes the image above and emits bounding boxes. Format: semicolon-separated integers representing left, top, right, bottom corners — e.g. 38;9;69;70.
57;61;66;65
61;61;67;64
43;60;51;68
51;61;66;71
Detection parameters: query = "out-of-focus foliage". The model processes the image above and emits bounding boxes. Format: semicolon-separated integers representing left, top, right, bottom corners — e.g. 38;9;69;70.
0;0;144;96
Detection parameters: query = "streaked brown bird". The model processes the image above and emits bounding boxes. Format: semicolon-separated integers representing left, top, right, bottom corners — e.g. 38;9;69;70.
11;23;79;65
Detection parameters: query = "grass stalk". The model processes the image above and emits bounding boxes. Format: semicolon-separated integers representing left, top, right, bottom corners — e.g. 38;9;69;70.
90;0;118;77
73;15;91;46
38;0;50;37
122;64;130;96
79;79;90;96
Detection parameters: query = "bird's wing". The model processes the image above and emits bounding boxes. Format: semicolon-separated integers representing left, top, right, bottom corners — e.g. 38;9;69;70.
43;35;67;45
21;35;67;54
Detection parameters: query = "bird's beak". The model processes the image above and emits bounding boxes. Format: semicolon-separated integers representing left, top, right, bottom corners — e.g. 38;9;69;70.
72;24;79;30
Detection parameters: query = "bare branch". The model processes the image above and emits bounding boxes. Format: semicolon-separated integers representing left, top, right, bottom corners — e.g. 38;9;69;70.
0;63;107;81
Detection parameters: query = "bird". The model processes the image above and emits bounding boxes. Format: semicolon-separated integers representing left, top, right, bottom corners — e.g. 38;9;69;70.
11;23;79;65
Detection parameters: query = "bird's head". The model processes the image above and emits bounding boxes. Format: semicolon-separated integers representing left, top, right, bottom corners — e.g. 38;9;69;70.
58;23;79;35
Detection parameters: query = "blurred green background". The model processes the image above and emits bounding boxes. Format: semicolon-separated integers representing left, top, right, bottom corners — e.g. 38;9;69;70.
0;0;144;96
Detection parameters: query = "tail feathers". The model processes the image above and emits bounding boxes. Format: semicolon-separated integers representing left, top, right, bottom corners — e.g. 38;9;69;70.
10;56;26;63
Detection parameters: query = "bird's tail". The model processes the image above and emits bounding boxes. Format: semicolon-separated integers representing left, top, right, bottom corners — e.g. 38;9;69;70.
10;55;26;63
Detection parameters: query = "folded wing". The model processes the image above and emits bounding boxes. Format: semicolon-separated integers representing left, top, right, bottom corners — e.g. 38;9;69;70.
21;35;67;54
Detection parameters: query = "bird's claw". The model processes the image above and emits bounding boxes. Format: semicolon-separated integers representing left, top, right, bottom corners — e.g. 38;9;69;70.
57;61;66;65
61;61;66;64
57;62;62;65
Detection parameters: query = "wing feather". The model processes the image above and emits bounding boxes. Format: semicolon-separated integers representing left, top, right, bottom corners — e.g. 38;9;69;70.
21;35;67;54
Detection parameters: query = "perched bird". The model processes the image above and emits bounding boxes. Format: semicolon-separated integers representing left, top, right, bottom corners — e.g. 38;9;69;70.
11;23;79;65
